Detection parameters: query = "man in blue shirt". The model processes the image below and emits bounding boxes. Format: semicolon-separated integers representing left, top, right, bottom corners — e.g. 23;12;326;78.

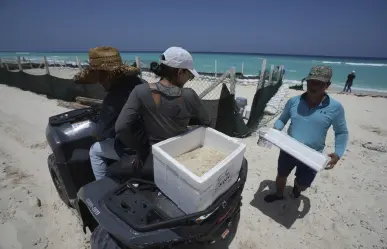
265;66;349;203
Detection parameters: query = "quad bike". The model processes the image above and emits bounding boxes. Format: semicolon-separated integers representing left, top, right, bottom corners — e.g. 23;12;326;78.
46;107;248;249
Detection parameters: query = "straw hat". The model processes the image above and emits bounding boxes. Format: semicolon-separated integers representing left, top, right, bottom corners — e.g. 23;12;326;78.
74;46;140;84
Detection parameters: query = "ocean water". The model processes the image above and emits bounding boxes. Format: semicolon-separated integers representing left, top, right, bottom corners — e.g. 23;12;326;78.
1;51;386;92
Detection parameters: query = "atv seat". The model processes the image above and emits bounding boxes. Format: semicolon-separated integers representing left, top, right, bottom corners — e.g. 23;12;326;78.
106;152;154;183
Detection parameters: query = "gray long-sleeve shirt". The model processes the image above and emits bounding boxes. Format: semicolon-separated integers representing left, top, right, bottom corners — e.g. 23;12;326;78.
115;82;211;148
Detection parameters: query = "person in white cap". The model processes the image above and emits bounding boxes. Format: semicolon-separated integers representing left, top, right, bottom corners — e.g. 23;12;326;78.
114;47;211;169
343;71;356;93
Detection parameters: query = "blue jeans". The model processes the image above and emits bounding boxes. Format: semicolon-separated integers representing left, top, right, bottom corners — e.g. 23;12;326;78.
89;138;120;180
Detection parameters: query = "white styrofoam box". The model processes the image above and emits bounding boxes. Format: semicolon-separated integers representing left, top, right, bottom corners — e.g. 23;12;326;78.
152;127;246;214
257;128;273;148
263;128;329;172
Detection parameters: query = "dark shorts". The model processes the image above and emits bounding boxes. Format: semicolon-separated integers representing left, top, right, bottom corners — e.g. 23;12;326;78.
277;150;317;187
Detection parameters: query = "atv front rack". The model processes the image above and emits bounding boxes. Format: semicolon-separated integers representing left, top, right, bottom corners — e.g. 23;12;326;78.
100;158;247;232
49;107;101;126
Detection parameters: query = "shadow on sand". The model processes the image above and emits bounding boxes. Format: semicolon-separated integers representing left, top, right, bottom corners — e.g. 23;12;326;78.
250;180;311;229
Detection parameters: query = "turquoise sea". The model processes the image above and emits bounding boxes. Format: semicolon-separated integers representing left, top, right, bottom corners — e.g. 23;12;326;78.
1;52;387;92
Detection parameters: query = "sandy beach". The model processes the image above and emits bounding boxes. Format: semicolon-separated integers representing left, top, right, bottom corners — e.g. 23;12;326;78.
0;71;387;249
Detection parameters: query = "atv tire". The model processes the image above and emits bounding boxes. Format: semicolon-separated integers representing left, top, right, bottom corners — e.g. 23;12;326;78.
48;154;72;207
91;226;123;249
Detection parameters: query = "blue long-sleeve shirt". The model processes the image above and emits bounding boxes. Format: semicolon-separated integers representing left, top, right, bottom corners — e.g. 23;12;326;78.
274;93;349;158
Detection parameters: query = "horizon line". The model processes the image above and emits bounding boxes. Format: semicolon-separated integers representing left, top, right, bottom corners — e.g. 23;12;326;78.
0;50;386;60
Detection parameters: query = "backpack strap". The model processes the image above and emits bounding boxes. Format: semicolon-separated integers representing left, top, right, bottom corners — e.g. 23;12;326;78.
149;83;182;107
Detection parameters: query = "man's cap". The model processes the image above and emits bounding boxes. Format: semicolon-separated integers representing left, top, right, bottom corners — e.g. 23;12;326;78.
160;47;199;77
305;66;332;83
352;71;355;73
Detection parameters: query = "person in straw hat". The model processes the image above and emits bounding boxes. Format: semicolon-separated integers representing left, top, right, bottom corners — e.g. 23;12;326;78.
74;46;145;180
115;47;211;161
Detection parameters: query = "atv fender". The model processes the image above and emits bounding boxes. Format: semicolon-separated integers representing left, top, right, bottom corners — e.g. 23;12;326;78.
90;226;123;249
74;197;98;233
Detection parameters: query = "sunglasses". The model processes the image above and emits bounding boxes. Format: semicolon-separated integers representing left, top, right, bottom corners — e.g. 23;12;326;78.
185;70;194;81
307;80;327;87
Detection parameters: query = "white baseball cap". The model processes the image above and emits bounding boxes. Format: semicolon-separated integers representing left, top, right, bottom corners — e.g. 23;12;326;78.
160;47;199;78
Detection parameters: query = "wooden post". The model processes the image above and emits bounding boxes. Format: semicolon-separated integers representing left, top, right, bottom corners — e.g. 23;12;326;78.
43;56;50;75
0;58;3;68
229;67;236;95
75;96;102;106
277;65;284;83
76;56;82;70
199;69;232;99
5;61;10;71
214;60;217;78
135;56;141;70
268;64;275;84
241;62;244;75
257;59;267;91
135;56;142;78
57;100;89;110
135;56;141;69
17;56;23;71
28;58;33;69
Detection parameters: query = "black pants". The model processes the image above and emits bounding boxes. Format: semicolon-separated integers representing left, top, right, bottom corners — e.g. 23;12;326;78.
106;152;153;183
343;82;352;93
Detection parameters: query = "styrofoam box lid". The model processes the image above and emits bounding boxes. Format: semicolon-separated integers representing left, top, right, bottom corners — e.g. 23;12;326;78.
263;128;329;172
152;127;246;189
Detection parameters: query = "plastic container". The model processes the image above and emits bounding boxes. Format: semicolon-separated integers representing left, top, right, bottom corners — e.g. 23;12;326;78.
243;106;251;120
257;128;273;148
152;127;246;214
236;97;248;116
235;97;247;109
262;128;329;172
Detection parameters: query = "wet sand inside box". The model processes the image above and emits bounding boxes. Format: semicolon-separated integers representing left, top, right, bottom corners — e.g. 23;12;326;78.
174;146;227;177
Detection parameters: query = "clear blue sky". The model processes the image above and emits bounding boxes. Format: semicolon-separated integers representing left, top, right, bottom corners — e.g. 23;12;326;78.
0;0;386;58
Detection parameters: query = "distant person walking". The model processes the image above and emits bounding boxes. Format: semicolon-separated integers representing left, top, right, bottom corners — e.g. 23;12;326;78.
343;71;356;93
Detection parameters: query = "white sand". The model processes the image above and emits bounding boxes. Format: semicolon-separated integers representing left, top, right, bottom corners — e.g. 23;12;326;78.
0;85;90;249
174;147;227;177
1;79;387;248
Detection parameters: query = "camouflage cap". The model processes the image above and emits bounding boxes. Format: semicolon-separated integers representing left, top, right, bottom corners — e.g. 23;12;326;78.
305;66;332;83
